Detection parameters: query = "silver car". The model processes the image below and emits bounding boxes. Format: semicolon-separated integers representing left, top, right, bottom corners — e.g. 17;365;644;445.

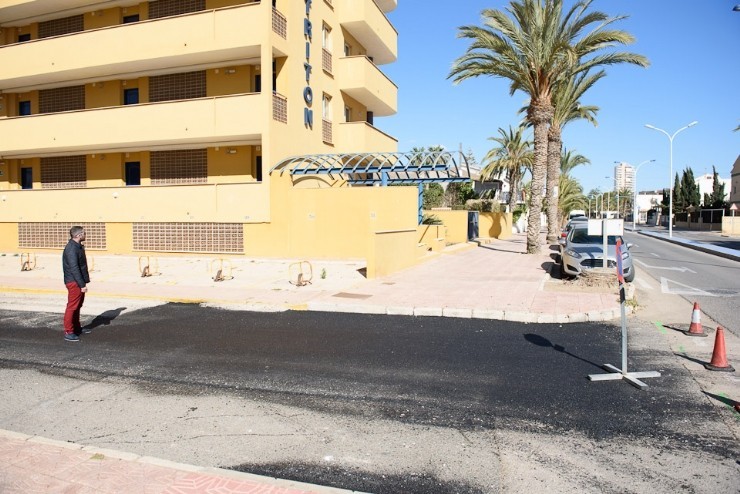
559;226;635;282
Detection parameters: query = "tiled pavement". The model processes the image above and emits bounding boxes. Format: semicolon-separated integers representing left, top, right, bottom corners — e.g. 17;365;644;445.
0;430;357;494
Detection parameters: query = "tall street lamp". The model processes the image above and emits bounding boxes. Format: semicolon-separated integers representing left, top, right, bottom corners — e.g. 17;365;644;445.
632;159;655;230
645;121;698;237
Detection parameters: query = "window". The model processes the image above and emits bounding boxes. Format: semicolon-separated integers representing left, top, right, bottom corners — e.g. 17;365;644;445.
18;101;31;116
18;33;31;42
344;43;350;56
21;167;33;189
123;14;140;23
255;156;262;182
123;88;139;105
344;106;351;122
322;93;332;120
366;111;374;125
125;162;141;186
254;74;261;93
322;24;332;50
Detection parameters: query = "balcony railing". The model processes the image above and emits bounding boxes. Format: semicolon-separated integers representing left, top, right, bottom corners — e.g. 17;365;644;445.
272;7;287;39
322;119;333;144
273;92;287;123
322;48;332;74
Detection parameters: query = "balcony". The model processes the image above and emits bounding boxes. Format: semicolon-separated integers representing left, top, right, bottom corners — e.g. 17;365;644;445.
0;3;268;92
374;0;398;13
0;182;271;223
337;56;397;116
335;121;397;153
335;0;397;65
0;93;265;158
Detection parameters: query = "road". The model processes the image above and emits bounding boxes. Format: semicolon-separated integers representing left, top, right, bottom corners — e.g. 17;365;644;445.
1;305;738;493
624;231;740;335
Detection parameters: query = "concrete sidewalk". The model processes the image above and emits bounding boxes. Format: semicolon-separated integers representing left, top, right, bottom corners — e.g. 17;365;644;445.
0;233;624;323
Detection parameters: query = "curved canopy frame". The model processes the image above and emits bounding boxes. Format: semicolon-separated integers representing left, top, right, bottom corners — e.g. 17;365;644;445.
269;151;472;185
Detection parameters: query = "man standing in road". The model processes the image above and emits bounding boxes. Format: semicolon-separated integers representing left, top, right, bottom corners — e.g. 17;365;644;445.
62;226;90;342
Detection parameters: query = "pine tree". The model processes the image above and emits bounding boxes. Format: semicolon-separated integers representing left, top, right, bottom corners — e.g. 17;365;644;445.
681;167;700;209
709;166;727;208
672;173;684;212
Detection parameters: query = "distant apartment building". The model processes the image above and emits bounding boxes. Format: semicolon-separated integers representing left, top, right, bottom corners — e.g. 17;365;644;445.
0;0;408;259
614;162;634;191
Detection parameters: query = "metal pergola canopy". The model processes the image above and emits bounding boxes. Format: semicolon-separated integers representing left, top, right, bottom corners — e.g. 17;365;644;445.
269;151;472;185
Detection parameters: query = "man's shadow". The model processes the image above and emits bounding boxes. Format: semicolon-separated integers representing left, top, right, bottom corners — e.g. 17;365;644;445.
83;307;126;330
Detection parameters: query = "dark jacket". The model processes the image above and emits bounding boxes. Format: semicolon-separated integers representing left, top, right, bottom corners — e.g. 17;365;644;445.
62;239;90;288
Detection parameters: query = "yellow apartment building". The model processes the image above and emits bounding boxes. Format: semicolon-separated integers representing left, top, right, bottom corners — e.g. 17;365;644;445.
0;0;424;266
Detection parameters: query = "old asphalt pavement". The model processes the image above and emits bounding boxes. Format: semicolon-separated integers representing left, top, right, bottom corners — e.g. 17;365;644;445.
0;231;738;493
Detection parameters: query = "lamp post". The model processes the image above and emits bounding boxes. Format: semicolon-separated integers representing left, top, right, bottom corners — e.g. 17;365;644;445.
631;159;655;230
603;178;611;218
645;121;698;238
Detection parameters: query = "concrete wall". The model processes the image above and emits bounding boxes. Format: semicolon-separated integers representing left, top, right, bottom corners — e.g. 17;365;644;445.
722;216;740;236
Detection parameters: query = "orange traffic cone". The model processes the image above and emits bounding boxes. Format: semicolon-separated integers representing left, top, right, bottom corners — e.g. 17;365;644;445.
684;302;707;337
704;326;735;372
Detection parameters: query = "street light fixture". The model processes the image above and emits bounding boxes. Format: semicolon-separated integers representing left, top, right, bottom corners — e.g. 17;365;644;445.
645;121;698;238
631;159;655;230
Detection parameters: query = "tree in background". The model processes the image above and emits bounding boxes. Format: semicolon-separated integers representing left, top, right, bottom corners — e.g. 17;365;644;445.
423;183;445;209
556;149;589;223
680;167;700;211
670;174;682;212
705;166;727;208
480;125;533;212
450;0;647;253
444;181;478;207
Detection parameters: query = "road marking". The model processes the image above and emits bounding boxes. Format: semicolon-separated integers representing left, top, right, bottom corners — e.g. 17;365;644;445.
634;259;696;273
650;252;661;258
660;277;716;297
634;277;652;290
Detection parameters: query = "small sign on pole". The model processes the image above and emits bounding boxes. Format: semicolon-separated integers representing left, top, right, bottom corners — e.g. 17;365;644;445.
588;238;661;390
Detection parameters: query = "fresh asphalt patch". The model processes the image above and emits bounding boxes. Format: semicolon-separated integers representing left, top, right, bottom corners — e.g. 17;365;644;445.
1;303;737;492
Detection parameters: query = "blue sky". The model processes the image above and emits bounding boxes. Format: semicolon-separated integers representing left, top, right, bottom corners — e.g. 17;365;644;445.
380;1;740;194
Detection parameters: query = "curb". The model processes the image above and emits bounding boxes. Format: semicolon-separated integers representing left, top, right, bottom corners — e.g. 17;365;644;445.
1;286;621;324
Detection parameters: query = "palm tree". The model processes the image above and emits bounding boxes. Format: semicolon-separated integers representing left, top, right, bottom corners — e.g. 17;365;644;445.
557;149;589;223
480;125;533;212
449;0;648;254
558;174;587;220
560;148;590;177
543;71;602;241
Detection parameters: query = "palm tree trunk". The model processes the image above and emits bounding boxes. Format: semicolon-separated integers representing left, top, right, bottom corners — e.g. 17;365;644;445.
507;169;518;212
526;103;552;254
545;125;562;242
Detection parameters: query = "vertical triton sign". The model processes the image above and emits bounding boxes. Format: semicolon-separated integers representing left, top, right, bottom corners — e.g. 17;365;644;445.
303;0;313;128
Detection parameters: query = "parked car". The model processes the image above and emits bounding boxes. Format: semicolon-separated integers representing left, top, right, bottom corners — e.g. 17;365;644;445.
558;225;635;282
560;216;589;239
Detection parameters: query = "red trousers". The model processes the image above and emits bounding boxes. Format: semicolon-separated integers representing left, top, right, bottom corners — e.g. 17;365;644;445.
64;282;85;334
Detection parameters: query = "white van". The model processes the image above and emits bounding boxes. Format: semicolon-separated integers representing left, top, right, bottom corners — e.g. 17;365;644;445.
568;210;586;220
